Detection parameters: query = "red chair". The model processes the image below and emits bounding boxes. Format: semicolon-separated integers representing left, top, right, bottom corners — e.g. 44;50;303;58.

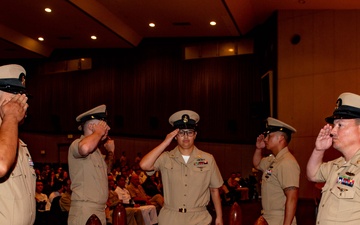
229;202;242;225
85;214;101;225
112;202;127;225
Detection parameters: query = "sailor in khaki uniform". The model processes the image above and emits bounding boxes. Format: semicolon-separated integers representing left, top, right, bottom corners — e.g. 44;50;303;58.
68;105;112;225
307;92;360;225
254;117;299;225
140;110;224;225
0;64;35;225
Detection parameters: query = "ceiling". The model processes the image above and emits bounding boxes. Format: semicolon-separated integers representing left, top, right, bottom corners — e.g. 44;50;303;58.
0;0;360;59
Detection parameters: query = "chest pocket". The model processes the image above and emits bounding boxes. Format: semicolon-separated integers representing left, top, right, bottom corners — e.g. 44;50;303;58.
331;184;356;199
0;161;34;200
190;164;210;187
164;160;178;171
328;183;360;212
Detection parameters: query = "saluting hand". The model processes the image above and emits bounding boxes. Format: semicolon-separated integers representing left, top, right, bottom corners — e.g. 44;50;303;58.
104;137;115;153
92;120;110;140
315;124;333;151
163;128;179;146
0;94;28;122
256;134;266;149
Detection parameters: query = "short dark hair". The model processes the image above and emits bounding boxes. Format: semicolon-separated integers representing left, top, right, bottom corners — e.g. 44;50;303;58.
280;131;291;143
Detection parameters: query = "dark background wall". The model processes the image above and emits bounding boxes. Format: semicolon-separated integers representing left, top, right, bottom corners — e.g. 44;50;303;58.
0;17;278;181
12;38;268;144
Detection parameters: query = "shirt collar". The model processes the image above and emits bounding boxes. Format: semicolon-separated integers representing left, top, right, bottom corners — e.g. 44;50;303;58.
274;146;290;159
334;149;360;167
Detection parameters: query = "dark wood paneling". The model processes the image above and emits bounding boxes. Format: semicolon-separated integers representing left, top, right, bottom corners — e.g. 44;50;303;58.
13;38;264;144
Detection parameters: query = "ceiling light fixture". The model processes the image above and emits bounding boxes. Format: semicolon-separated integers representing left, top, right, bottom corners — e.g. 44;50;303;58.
210;21;216;26
38;37;44;41
44;8;52;13
91;36;97;40
149;23;155;28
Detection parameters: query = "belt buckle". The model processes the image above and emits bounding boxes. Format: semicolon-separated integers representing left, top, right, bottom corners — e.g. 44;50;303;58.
179;208;187;213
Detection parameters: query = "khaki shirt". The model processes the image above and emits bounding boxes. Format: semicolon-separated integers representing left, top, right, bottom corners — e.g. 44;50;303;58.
151;146;223;225
127;182;149;198
258;147;299;225
314;150;360;224
68;135;108;225
0;140;36;225
60;192;71;212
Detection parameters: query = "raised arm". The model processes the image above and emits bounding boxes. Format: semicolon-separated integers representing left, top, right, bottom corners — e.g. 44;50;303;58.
140;129;179;171
253;134;265;169
78;120;110;157
306;124;333;182
0;94;28;178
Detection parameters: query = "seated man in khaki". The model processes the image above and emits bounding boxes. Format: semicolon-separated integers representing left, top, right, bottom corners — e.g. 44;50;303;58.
127;174;164;212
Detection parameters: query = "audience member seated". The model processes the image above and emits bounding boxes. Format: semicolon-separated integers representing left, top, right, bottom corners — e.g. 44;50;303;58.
120;151;128;168
115;175;132;205
49;180;64;203
236;172;248;187
127;174;164;212
219;184;232;205
49;196;66;225
106;177;145;225
59;178;72;212
226;172;250;201
35;180;51;225
142;174;162;197
133;166;147;184
121;168;131;186
42;168;54;197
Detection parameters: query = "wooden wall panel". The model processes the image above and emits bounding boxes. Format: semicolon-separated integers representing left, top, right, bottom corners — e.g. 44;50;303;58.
15;39;263;144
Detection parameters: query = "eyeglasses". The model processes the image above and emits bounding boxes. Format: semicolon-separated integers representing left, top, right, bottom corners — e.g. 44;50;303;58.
178;129;195;137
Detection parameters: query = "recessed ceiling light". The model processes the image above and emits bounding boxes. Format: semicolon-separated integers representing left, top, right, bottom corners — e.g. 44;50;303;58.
45;8;52;13
149;23;155;28
210;21;216;26
38;37;44;41
91;36;97;40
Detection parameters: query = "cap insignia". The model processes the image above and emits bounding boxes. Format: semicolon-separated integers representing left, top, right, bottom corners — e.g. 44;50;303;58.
18;73;26;87
335;98;342;110
183;115;188;124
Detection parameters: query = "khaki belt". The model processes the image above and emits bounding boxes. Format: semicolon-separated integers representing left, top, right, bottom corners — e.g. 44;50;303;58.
261;209;284;216
164;205;207;213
